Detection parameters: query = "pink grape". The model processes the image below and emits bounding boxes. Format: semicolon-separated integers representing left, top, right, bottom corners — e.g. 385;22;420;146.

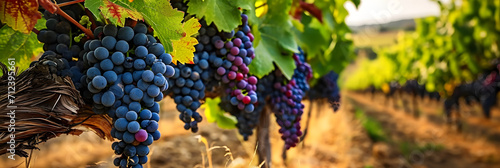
230;47;239;55
135;129;148;142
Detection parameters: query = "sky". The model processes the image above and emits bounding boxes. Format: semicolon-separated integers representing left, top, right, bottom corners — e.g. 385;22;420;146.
345;0;447;26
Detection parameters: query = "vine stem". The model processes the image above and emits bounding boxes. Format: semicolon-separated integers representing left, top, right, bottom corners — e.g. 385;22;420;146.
256;106;271;168
255;3;267;9
32;28;39;34
55;6;94;39
300;98;314;144
39;0;94;39
58;0;85;7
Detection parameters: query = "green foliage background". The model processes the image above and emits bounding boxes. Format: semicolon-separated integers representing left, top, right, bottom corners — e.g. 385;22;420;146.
343;0;500;95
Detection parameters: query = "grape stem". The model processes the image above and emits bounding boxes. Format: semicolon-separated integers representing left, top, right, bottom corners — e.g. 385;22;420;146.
57;0;85;7
32;28;39;35
255;3;267;9
39;0;95;39
55;6;95;39
299;98;313;144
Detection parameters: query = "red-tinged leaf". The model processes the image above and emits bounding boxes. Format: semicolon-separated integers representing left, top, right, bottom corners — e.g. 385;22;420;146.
300;2;323;23
39;0;57;13
290;0;303;20
0;0;42;34
100;0;144;26
171;18;201;64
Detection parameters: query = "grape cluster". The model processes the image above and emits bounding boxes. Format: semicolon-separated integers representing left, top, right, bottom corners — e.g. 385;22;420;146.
292;48;313;93
267;49;312;149
77;22;172;168
33;3;88;84
166;61;205;132
171;0;188;15
168;0;260;137
269;72;303;149
211;14;259;140
309;71;341;111
166;0;219;132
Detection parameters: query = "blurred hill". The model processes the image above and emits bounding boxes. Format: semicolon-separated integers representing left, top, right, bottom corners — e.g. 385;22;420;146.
351;18;417;58
350;19;416;33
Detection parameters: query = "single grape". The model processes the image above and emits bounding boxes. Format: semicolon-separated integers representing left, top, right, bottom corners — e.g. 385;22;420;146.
134;33;148;46
111;52;125;65
142;70;155;82
134;23;148;34
102;36;117;50
135;129;148;142
130;88;144;101
94;47;109;60
103;71;118;84
103;24;118;37
100;59;114;71
101;91;116;107
117;26;135;41
92;76;107;89
116;40;130;53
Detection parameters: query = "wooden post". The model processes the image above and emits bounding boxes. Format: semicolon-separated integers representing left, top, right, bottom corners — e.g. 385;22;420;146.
257;107;271;168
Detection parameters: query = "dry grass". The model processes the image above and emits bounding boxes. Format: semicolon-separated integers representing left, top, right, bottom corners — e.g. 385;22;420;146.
10;91;495;168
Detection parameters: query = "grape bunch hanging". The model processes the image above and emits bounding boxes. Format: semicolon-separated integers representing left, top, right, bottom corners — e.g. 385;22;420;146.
309;71;341;112
168;0;259;139
25;1;324;167
253;49;313;149
82;23;170;168
32;3;172;166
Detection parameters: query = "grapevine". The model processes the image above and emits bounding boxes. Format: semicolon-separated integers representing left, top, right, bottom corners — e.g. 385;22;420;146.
0;0;356;167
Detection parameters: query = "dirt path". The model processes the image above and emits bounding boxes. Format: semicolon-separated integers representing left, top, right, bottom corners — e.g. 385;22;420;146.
1;93;499;168
346;92;500;168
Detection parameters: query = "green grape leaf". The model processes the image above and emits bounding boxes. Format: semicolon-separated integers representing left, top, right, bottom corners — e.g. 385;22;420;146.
187;0;252;32
84;0;102;20
202;98;237;129
248;0;298;79
261;0;298;53
243;0;259;26
293;15;329;59
249;35;296;79
328;39;353;73
248;38;276;77
85;0;187;56
0;18;46;74
351;0;361;8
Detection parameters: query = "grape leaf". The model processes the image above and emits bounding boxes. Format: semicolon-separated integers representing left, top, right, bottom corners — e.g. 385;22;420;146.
0;18;46;73
187;0;252;32
351;0;361;8
248;0;298;79
0;0;42;34
293;15;330;59
171;18;201;64
260;0;298;53
242;0;258;24
100;0;144;26
249;35;296;79
85;0;192;62
202;98;237;129
84;0;103;19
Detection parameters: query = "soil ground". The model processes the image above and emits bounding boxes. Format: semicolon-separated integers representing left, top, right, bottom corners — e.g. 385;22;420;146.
1;92;499;168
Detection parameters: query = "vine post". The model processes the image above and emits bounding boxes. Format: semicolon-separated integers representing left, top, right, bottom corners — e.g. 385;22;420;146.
257;106;271;168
